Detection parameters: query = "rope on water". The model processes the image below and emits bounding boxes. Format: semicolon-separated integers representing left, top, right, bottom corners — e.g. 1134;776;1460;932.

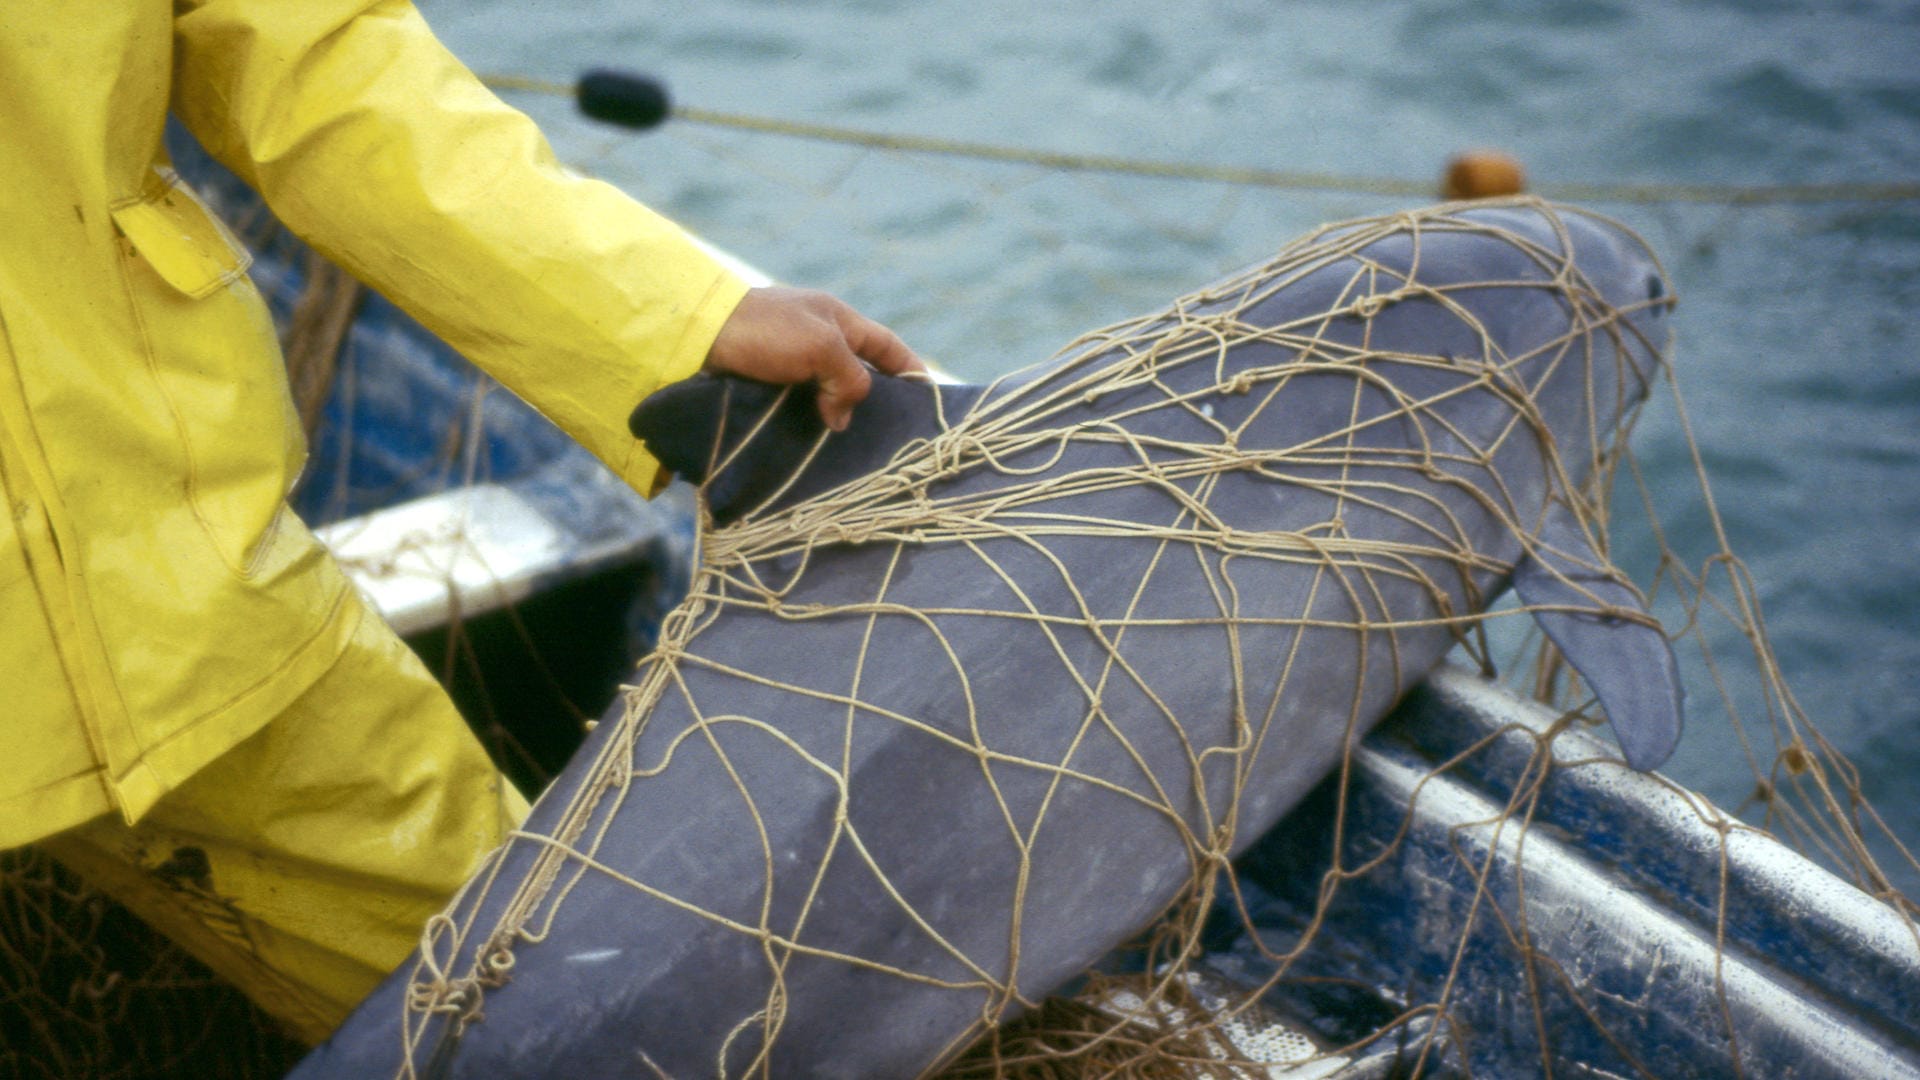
482;72;1920;207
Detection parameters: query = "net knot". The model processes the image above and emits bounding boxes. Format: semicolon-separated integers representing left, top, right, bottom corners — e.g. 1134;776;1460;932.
481;946;516;982
408;975;488;1031
822;519;880;546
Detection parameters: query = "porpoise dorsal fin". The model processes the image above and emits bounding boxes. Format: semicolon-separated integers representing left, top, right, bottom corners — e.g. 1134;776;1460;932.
630;372;981;527
1512;504;1685;771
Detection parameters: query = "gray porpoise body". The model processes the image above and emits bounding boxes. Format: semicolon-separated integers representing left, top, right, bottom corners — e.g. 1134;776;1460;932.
294;204;1675;1079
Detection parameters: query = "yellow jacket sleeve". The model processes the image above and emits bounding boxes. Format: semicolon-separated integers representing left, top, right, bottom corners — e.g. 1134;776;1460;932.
170;0;749;494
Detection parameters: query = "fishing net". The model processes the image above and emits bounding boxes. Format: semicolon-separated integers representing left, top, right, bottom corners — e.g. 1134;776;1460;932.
0;846;308;1079
364;197;1914;1077
3;158;1915;1080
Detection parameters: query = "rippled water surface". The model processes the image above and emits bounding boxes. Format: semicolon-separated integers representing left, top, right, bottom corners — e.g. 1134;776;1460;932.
421;0;1920;887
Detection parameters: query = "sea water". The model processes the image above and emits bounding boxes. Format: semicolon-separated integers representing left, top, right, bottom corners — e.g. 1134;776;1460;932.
419;0;1920;892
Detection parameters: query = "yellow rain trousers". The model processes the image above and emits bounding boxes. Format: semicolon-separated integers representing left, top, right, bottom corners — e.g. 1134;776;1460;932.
0;0;747;1040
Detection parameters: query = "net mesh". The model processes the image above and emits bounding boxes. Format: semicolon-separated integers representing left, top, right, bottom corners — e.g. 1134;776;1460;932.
382;199;1915;1076
1;156;1914;1078
0;847;306;1079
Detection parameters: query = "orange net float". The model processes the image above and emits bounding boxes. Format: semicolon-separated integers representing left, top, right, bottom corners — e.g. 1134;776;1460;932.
1442;150;1528;200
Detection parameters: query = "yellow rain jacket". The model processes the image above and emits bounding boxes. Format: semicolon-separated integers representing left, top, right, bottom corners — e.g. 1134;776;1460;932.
0;2;748;848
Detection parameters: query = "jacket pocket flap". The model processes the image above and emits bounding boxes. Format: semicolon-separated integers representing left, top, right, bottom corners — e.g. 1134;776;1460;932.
111;168;253;300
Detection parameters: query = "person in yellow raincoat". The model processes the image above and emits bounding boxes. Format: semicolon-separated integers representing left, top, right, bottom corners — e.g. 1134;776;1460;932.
0;0;921;1044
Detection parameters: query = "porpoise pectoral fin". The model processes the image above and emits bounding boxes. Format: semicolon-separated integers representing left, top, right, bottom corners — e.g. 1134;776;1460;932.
631;373;982;526
629;372;804;486
1512;506;1685;771
630;373;818;523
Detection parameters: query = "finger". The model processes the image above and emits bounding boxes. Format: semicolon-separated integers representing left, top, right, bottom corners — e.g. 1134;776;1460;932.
836;305;925;377
813;339;872;432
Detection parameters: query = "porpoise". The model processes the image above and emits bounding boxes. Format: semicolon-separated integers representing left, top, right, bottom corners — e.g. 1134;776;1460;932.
293;199;1680;1078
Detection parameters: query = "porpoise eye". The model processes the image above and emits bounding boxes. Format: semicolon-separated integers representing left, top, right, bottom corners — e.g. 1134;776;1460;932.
1646;274;1666;311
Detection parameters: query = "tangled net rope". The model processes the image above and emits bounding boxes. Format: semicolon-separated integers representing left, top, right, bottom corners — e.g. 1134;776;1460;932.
369;198;1915;1078
6;199;1915;1078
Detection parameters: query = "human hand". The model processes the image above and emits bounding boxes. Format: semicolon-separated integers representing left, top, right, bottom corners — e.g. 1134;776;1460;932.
704;286;926;432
